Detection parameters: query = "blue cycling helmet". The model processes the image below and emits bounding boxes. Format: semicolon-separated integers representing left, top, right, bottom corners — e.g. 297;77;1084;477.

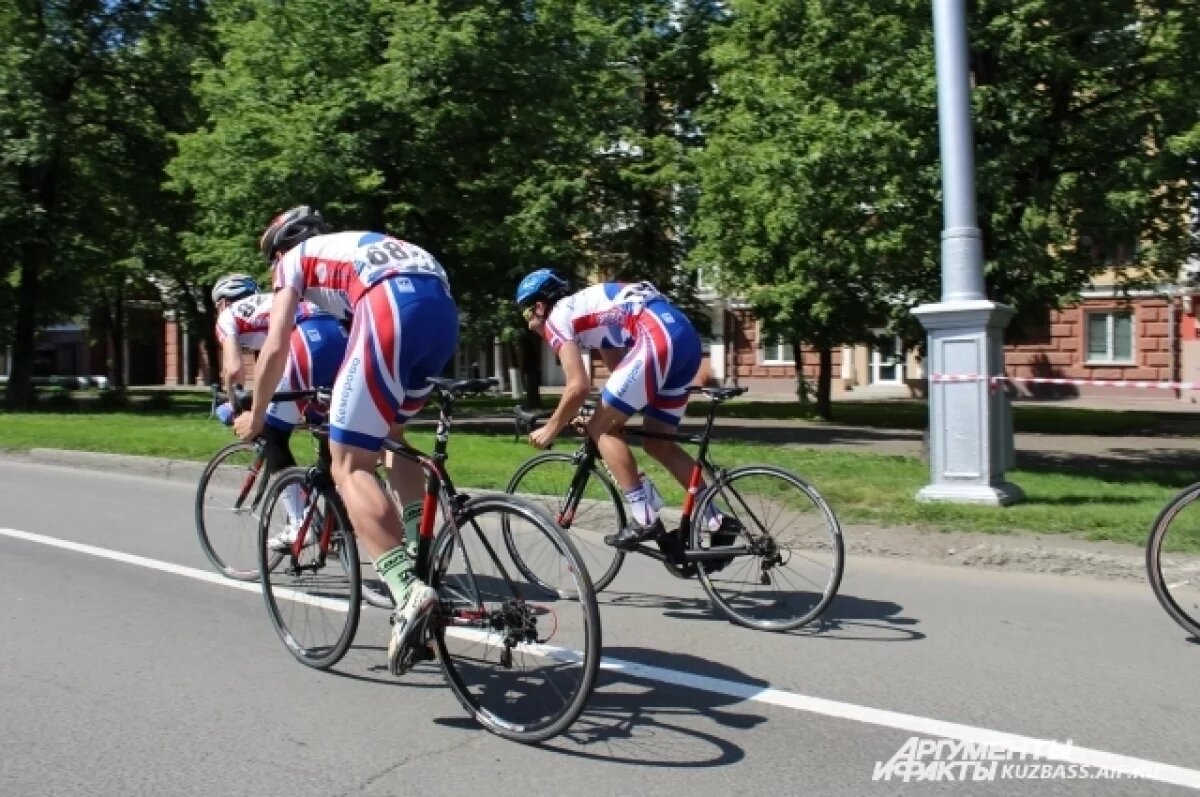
515;268;570;308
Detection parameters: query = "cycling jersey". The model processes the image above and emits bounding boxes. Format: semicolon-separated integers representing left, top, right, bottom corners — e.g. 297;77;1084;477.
213;294;348;431
272;231;450;323
541;282;663;353
215;294;327;351
543;282;701;427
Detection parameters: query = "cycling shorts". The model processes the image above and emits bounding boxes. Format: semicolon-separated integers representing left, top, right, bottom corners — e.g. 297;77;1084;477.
601;299;701;427
264;314;350;431
328;275;459;451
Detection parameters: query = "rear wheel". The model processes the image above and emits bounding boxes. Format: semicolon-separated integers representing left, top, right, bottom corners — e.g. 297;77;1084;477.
259;468;361;669
195;440;282;580
1147;483;1200;638
430;495;600;743
693;465;843;632
505;452;625;592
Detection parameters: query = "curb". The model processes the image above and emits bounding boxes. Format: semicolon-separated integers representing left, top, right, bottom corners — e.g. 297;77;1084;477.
17;448;206;484
1;447;1154;583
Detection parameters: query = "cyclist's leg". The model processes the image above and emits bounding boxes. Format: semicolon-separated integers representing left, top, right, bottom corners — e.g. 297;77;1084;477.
327;275;456;674
594;334;669;546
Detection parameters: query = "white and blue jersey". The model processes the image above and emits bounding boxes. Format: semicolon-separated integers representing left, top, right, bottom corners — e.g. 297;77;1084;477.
543;282;701;426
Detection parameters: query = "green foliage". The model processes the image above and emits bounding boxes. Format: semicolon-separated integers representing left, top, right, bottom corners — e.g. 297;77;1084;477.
694;0;1200;365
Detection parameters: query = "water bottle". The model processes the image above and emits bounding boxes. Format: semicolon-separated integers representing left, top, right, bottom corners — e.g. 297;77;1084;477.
216;401;235;426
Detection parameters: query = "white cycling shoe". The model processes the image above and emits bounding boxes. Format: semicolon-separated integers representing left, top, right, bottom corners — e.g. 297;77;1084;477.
267;521;317;552
387;581;438;677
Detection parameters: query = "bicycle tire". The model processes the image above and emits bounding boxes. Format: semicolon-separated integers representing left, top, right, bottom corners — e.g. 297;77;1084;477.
429;495;601;743
693;465;844;632
505;452;626;592
194;439;283;580
1147;482;1200;638
259;467;362;669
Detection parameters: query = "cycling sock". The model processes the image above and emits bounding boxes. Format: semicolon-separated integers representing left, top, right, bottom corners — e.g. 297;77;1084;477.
638;472;664;514
401;501;422;557
624;484;658;526
375;545;418;604
282;483;305;527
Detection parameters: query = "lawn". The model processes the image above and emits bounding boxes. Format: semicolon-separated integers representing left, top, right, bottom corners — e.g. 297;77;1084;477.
0;409;1185;547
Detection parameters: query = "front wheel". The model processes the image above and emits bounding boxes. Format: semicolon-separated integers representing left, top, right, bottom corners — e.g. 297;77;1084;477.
430;495;601;743
195;439;282;580
693;465;844;632
1147;482;1200;638
504;451;626;592
259;467;362;669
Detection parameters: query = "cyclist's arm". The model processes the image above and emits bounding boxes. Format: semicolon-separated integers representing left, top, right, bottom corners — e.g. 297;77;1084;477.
246;287;299;429
543;340;590;436
221;334;244;410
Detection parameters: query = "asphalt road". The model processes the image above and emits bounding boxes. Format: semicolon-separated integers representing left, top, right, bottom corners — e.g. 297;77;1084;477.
1;460;1198;796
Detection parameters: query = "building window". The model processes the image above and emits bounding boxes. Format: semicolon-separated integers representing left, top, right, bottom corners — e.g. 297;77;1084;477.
1085;310;1134;364
758;327;794;365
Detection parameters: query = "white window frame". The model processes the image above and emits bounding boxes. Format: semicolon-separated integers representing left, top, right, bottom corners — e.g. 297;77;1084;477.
1084;310;1135;365
757;323;795;365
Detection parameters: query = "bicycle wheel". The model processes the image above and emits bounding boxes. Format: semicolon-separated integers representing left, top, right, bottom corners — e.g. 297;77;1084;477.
692;465;844;632
194;439;283;580
429;495;601;743
259;467;361;669
1147;482;1200;638
505;452;626;592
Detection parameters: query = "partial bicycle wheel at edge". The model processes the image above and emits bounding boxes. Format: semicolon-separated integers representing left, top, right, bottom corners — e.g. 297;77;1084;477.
259;467;362;669
1147;482;1200;638
430;495;601;743
693;465;844;632
504;451;626;592
195;439;282;580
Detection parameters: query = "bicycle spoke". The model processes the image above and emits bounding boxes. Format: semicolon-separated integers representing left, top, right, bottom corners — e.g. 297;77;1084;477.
695;466;843;631
431;497;600;743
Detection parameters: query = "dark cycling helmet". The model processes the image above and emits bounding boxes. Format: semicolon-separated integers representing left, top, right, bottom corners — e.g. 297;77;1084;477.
259;205;330;262
211;273;259;304
515;268;570;308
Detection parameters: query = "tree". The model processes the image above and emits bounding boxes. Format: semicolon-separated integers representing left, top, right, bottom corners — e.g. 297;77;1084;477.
0;1;213;403
693;0;938;417
693;0;1200;418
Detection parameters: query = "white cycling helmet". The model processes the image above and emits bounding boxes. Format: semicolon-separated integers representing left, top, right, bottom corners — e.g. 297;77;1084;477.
211;273;259;304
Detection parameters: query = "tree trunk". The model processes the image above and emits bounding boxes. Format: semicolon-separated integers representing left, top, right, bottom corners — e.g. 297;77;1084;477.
816;344;834;420
790;340;808;407
5;253;40;409
110;283;126;389
518;331;542;409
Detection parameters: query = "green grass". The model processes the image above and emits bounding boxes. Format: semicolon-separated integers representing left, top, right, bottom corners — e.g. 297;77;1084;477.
0;410;1188;547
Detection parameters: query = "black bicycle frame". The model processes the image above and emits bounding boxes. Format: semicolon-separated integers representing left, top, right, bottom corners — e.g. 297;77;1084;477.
560;398;752;565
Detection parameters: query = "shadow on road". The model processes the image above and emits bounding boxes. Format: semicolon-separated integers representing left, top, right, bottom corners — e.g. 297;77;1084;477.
536;647;768;766
796;592;924;643
600;588;923;642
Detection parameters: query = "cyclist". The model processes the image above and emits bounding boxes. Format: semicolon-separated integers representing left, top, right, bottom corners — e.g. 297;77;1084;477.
515;269;740;551
232;206;458;676
211;273;347;550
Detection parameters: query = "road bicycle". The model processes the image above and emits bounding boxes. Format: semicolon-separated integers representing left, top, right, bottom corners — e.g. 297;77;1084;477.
256;377;602;743
1147;483;1200;637
193;385;393;609
508;385;844;632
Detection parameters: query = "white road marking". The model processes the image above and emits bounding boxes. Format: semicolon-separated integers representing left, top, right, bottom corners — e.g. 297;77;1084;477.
4;526;1199;791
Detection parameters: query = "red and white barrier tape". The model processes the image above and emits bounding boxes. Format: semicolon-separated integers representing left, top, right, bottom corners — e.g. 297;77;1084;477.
930;374;1200;390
